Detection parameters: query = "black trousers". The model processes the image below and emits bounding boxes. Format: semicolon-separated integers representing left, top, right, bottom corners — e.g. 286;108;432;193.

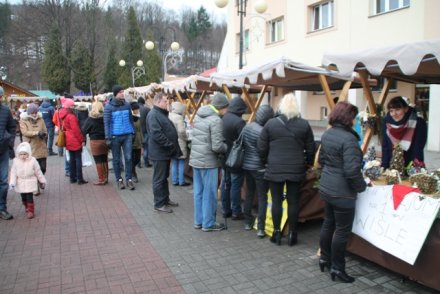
36;158;47;174
243;170;269;230
268;180;301;232
69;149;84;182
21;193;33;204
319;201;355;271
132;149;141;175
152;160;171;208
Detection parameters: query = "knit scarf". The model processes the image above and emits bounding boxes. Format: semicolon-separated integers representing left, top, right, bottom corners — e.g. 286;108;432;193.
385;107;417;151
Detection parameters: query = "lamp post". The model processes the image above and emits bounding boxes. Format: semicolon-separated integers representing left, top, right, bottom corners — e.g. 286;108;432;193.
162;41;183;81
0;66;7;81
119;42;154;87
215;0;268;69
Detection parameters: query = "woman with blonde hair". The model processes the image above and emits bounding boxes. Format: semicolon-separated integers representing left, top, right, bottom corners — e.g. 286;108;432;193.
258;93;315;246
81;101;108;185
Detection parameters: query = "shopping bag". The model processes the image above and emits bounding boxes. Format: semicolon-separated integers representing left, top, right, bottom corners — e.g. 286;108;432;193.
225;129;245;169
82;148;93;167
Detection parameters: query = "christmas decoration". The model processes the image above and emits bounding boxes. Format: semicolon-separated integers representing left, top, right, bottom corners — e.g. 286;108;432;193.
406;158;427;176
364;160;382;180
364;146;377;161
390;144;405;176
384;169;401;185
409;173;438;194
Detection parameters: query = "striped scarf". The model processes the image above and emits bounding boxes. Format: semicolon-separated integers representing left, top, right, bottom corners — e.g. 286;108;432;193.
385;108;418;151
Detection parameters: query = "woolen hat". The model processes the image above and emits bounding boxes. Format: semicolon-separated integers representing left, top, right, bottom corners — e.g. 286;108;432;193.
61;97;74;109
27;103;39;114
0;86;3;96
211;93;229;110
112;85;123;97
138;97;145;104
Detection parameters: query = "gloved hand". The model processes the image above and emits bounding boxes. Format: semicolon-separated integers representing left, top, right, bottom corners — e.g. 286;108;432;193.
38;131;47;139
8;146;15;159
9;185;15;191
106;139;112;149
39;182;46;190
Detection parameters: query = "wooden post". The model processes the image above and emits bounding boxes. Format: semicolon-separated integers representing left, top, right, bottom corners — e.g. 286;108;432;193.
241;87;255;119
359;71;377;153
190;90;207;123
247;85;268;123
319;75;335;111
222;85;232;100
339;81;352;102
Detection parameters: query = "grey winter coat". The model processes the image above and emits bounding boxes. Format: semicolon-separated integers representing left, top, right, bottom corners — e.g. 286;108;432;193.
189;105;227;169
319;123;367;200
169;103;188;159
242;105;273;171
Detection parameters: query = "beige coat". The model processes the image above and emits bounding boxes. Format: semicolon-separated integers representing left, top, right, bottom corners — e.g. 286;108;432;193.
20;112;48;159
169;102;188;159
9;142;46;193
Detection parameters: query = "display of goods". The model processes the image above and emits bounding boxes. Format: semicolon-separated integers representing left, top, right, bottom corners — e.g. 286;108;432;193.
409;173;438;194
364;146;377;162
364;160;382;180
433;169;440;178
406;158;426;176
384;169;400;185
390;145;405;175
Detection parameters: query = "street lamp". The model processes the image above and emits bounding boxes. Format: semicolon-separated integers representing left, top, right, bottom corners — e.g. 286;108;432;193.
0;66;7;81
215;0;268;69
146;39;183;81
119;42;154;87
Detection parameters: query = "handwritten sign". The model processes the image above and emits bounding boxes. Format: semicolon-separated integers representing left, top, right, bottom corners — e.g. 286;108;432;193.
353;185;440;265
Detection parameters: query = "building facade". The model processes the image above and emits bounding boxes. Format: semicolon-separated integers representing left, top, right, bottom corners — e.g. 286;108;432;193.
217;0;440;150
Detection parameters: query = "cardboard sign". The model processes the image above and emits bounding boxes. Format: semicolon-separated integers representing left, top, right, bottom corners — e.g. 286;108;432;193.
353;185;440;265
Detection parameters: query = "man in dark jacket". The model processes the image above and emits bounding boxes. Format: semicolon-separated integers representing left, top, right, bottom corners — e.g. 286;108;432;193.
138;97;152;167
39;98;57;155
103;85;135;190
221;96;247;219
0;86;16;220
147;93;182;213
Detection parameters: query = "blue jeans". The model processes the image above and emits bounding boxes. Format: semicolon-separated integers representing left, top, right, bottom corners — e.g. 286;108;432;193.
69;149;84;181
47;126;55;152
193;168;219;228
142;133;149;165
171;158;185;185
221;169;244;215
0;150;10;211
111;134;133;181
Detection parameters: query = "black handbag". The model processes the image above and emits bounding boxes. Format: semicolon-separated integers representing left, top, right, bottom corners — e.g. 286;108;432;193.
225;128;245;169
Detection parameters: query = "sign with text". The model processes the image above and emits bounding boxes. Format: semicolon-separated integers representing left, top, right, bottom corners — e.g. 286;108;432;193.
353;185;440;265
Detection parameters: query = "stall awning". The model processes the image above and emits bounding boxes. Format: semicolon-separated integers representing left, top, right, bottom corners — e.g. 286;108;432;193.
322;39;440;84
209;57;352;91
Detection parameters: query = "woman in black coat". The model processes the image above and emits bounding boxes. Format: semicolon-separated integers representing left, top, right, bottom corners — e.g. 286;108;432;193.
318;101;367;283
258;93;315;246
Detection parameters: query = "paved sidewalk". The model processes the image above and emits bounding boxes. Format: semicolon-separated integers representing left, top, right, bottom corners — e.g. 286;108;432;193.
0;150;438;293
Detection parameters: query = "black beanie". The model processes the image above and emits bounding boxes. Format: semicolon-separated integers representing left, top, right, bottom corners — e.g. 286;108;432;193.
112;85;123;97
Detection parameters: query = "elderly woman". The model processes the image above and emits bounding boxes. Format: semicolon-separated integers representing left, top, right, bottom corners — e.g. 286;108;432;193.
381;96;427;170
318;101;367;283
82;101;108;185
59;98;88;185
258;93;315;246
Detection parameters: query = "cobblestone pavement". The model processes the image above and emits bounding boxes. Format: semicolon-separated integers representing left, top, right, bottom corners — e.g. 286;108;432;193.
0;149;438;293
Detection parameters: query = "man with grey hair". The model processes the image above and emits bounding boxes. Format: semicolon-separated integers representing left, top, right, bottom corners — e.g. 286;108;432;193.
147;92;181;213
0;86;16;220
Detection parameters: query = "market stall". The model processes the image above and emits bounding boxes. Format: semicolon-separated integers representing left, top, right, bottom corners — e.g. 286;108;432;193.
322;39;440;291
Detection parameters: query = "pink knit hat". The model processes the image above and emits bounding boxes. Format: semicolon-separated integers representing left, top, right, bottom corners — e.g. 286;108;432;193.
61;97;74;109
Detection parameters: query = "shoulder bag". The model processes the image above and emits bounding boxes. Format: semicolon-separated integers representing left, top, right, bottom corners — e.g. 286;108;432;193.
55;117;66;147
225;127;245;169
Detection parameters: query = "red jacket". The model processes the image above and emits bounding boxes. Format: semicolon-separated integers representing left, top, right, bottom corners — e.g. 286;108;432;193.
59;108;84;151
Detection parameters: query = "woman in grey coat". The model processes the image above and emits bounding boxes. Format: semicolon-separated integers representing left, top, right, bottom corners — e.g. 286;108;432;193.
318;101;367;283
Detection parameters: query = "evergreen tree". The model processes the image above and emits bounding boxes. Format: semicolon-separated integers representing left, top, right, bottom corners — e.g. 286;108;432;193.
103;45;119;92
71;41;94;93
119;6;144;87
0;2;11;50
196;6;212;37
144;32;161;83
41;26;70;94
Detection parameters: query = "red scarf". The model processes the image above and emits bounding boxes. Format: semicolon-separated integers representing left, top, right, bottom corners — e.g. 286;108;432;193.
385;109;417;151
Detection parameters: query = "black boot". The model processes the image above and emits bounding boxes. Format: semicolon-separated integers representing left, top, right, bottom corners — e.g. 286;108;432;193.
287;231;297;246
270;230;282;245
319;259;331;272
330;268;355;283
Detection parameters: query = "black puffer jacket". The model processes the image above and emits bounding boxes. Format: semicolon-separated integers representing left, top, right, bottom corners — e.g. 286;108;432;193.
0;104;16;155
319;124;366;199
242;105;273;171
222;97;247;171
258;114;315;182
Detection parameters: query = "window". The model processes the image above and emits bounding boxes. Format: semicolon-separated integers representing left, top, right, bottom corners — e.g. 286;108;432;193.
268;17;284;43
375;0;410;14
312;1;333;31
236;30;250;53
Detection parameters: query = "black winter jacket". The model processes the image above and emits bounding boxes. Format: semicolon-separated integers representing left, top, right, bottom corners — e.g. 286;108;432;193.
258;114;315;182
319;124;366;200
139;104;150;134
242;105;273;171
222;97;247;171
0;104;16;155
147;106;182;161
81;117;105;140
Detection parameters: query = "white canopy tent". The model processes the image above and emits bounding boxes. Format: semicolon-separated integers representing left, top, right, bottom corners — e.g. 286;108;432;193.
321;39;440;151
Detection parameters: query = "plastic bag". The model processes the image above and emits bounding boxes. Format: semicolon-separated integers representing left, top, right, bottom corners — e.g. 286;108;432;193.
82;148;93;167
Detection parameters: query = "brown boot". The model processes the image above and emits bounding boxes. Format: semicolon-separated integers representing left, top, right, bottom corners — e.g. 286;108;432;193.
26;203;35;219
93;163;106;185
103;162;109;184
